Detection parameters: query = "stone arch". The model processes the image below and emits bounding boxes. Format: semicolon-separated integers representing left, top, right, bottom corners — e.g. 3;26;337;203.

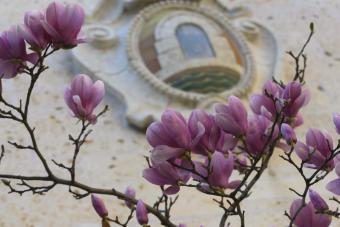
154;11;237;69
175;23;215;59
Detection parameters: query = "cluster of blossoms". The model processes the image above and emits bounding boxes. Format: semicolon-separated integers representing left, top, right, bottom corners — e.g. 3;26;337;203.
143;80;309;195
278;98;340;226
0;1;85;79
290;190;331;227
0;1;106;124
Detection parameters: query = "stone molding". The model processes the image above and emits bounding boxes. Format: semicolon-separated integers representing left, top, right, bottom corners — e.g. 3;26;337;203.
126;0;255;104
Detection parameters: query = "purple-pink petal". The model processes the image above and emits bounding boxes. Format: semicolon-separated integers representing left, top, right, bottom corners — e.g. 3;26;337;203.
150;145;185;164
290;199;313;227
124;186;136;208
146;122;176;148
281;123;297;144
91;194;108;218
333;113;340;134
161;109;191;148
164;185;180;195
136;200;148;225
326;178;340;195
309;189;328;211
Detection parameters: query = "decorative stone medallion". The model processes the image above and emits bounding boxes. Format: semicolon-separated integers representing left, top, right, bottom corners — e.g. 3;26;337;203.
72;0;281;129
127;1;255;104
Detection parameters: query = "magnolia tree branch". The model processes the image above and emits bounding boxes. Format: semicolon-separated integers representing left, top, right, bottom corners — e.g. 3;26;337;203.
218;111;285;227
282;146;340;225
0;47;177;226
287;23;314;83
0;173;177;226
278;23;340;225
106;207;135;227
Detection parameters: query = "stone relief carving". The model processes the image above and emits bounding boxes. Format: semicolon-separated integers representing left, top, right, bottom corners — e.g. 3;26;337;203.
72;0;281;129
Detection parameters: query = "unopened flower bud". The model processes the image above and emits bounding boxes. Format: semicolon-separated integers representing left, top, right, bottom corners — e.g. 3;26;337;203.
136;200;148;225
281;123;297;145
124;186;136;208
91;194;108;218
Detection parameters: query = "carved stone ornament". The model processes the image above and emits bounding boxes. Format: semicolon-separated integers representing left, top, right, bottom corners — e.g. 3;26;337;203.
72;0;282;129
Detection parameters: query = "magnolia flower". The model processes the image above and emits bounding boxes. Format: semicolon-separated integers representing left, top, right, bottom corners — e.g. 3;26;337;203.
294;128;334;170
326;163;340;195
194;152;240;189
245;115;278;155
0;26;38;79
124;186;136;208
64;74;105;124
208;152;239;188
289;199;331;227
21;11;50;50
42;1;86;48
188;109;237;155
250;80;309;119
250;80;283;119
215;132;237;154
215;96;248;136
136;200;148;225
282;81;310;117
250;94;276;119
91;194;108;218
146;109;191;163
143;160;190;195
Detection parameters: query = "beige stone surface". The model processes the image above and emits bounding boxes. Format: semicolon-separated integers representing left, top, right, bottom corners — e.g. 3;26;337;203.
0;0;340;226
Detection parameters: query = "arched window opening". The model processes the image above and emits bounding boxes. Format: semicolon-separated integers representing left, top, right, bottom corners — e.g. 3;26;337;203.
176;24;215;59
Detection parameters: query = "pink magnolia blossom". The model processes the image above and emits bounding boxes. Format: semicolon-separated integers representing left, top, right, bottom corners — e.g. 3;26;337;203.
250;80;309;120
143;160;190;195
21;11;50;50
245;115;278;155
188;109;237;155
215;96;248;137
0;26;38;79
282;81;310;117
290;199;331;227
294;128;334;170
250;80;283;119
194;152;240;189
41;2;86;49
91;194;108;218
64;74;105;124
146;109;191;163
